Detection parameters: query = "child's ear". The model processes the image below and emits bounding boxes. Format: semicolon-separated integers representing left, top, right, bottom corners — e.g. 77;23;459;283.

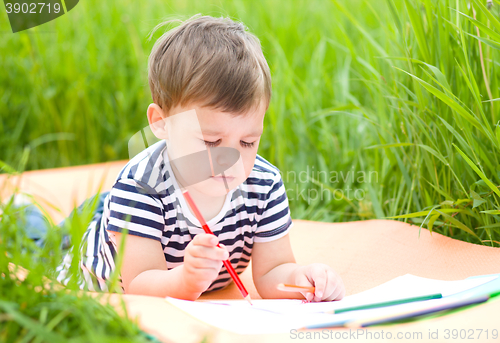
147;103;169;139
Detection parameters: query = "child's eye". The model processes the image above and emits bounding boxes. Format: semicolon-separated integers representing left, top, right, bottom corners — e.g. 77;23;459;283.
203;139;221;147
240;140;255;148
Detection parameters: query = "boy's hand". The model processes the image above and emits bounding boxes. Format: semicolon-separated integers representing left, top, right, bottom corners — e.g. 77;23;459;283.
182;233;229;294
292;263;345;302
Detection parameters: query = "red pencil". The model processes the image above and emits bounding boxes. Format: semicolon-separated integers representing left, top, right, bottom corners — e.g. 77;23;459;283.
182;189;253;305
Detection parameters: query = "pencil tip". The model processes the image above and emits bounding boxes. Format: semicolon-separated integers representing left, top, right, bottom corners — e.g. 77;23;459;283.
245;295;253;306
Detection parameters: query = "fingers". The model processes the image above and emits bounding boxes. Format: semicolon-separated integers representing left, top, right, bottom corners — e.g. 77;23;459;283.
191;233;218;247
189;234;229;261
185;234;229;273
331;273;346;301
296;264;346;302
311;267;328;302
322;268;339;301
182;234;230;294
323;268;345;301
219;243;229;259
321;268;337;301
294;270;315;302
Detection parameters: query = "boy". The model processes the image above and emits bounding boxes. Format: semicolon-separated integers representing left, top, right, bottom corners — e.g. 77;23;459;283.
57;15;345;302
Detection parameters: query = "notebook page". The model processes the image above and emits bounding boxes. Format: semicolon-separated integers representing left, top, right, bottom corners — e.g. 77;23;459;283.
165;274;497;333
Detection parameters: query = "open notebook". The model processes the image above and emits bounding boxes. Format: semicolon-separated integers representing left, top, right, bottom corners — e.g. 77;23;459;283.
165;273;499;334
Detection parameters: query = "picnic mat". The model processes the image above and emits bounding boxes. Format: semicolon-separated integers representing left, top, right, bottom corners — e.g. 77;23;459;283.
2;161;500;342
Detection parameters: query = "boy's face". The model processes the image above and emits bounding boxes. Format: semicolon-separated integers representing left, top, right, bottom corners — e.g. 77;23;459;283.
164;101;266;197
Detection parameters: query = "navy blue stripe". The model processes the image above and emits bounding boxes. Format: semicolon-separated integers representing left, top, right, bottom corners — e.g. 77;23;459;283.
91;219;100;276
219;217;256;233
219;256;250;266
221;239;252;255
165;183;176;196
161;226;186;240
164;201;175;212
140;155;155;186
164;255;184;263
264;179;284;202
253;164;279;176
209;277;231;287
222;240;253;251
219;213;257;228
239;246;253;256
222;204;259;220
245;177;274;187
165;241;189;251
110;194;163;216
141;145;164;185
114;180;163;201
241;249;252;258
109;210;164;232
107;224;161;242
255;155;279;174
165;217;177;225
234;257;250;264
264;191;287;212
128;160;140;179
256;217;292;238
217;230;254;245
231;189;245;201
102;227;115;278
113;181;148;195
116;140;166;182
208;284;228;292
208;286;224;291
257;206;289;228
240;191;267;202
99;221;109;282
99;248;107;281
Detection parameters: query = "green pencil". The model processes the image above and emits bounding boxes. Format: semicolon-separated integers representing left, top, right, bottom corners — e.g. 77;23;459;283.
329;293;443;314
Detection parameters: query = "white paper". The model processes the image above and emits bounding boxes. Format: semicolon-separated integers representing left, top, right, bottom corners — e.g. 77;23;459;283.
324;274;498;312
166;298;337;334
165;274;497;334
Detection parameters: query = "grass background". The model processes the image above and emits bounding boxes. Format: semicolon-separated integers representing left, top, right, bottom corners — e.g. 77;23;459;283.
1;0;500;341
2;1;500;242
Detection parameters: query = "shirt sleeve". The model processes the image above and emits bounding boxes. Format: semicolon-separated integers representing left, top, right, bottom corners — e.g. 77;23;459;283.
106;178;165;241
254;173;293;243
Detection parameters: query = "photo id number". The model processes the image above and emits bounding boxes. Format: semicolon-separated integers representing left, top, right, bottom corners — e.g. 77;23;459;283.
5;2;61;14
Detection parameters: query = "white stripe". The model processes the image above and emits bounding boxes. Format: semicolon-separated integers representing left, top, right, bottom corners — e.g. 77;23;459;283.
255;215;290;234
100;222;116;274
107;218;162;238
147;150;164;187
94;245;105;290
111;185;163;208
163;247;185;258
254;224;291;243
111;202;164;223
120;162;132;181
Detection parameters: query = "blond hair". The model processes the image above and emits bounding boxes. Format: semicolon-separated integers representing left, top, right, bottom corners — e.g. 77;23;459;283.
148;15;272;115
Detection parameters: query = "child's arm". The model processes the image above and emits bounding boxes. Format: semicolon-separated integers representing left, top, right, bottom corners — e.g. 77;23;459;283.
113;231;228;300
252;234;345;302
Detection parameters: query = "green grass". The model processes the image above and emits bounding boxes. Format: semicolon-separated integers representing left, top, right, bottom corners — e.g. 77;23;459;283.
0;194;159;342
1;0;500;246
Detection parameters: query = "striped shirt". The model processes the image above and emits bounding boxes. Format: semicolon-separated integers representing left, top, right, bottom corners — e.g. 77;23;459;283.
56;140;293;292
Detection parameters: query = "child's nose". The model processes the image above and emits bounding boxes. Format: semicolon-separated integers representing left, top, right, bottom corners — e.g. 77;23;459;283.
210;145;241;171
216;153;229;167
